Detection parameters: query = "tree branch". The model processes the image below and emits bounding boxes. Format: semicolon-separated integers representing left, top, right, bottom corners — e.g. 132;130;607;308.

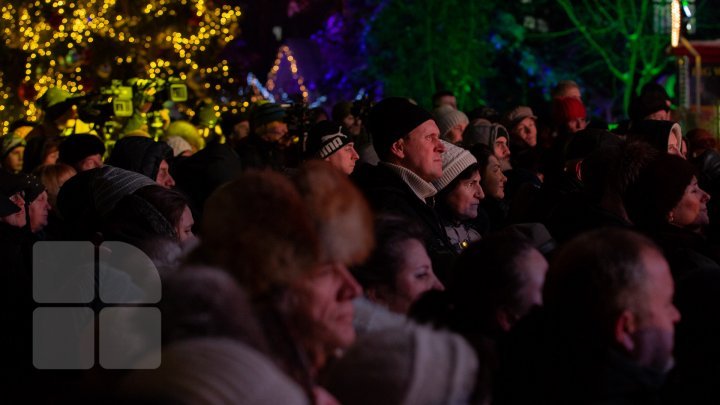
556;0;626;81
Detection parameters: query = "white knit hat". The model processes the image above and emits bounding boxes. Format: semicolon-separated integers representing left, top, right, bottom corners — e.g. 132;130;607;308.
119;337;309;404
325;325;479;405
432;140;477;192
165;135;193;157
433;105;469;138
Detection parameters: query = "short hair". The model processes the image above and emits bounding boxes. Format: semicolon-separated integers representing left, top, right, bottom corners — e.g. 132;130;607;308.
449;231;538;336
432;90;455;107
353;214;427;292
551;80;581;99
33;163;76;209
544;228;660;340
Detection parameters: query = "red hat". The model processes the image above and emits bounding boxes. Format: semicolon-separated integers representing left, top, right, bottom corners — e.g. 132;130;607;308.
552;97;586;126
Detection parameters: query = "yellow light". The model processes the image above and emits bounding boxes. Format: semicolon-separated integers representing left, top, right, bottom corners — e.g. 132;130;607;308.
671;0;681;48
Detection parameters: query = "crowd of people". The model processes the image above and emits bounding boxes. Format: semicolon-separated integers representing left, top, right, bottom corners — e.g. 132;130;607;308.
2;79;720;404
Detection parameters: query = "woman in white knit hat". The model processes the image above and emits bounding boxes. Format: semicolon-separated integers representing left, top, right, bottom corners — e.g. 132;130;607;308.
432;140;484;253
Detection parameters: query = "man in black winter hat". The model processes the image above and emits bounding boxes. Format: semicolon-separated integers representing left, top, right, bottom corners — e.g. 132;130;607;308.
353;97;455;283
305;120;359;175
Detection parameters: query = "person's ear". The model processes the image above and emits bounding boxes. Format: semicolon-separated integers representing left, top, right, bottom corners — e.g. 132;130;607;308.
614;309;638;352
496;309;514;333
390;138;405;159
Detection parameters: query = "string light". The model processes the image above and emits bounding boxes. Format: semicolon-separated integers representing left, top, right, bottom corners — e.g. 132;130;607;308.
266;45;309;102
671;0;681;48
0;0;242;124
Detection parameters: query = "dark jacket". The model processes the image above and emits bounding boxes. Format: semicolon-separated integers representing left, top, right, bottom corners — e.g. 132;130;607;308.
353;164;457;283
495;309;666;405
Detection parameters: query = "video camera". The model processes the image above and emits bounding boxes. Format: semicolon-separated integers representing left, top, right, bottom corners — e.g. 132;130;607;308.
74;77;188;138
280;102;313;147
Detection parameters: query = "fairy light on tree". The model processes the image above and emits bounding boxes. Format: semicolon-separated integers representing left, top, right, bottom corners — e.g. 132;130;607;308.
0;0;242;133
266;45;309;102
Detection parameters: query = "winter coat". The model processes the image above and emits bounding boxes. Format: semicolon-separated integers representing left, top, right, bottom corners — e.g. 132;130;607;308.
353;164;456;283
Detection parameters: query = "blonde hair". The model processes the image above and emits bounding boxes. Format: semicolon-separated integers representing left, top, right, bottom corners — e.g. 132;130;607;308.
33;163;77;209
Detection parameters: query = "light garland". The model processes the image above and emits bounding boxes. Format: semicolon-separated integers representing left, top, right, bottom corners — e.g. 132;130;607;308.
671;0;681;48
266;45;309;102
0;0;242;125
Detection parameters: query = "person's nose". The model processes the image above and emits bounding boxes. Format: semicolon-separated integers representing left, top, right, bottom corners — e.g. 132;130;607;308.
671;304;681;324
431;273;445;291
351;147;360;160
436;138;446;153
475;184;485;200
337;263;362;300
702;189;710;203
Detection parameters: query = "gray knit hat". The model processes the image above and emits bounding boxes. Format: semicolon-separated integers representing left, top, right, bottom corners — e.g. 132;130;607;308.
433;105;469;138
503;105;537;130
432;140;477;192
462;119;509;149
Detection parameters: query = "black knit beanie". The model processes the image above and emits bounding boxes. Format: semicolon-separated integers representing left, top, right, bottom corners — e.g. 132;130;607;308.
305;120;352;159
58;134;106;167
366;97;433;160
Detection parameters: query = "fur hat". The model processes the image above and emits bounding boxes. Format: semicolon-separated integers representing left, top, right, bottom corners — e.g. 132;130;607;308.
503;106;537;130
433;105;469;138
367;97;433;160
58;134;106;168
325;325;478;405
432;141;477;191
251;102;286;128
462;118;509;149
624;153;696;227
552;97;587;125
305;120;352;159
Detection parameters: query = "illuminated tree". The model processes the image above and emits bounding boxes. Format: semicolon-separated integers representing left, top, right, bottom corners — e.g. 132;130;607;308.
553;0;672;115
364;0;495;110
0;0;242;132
